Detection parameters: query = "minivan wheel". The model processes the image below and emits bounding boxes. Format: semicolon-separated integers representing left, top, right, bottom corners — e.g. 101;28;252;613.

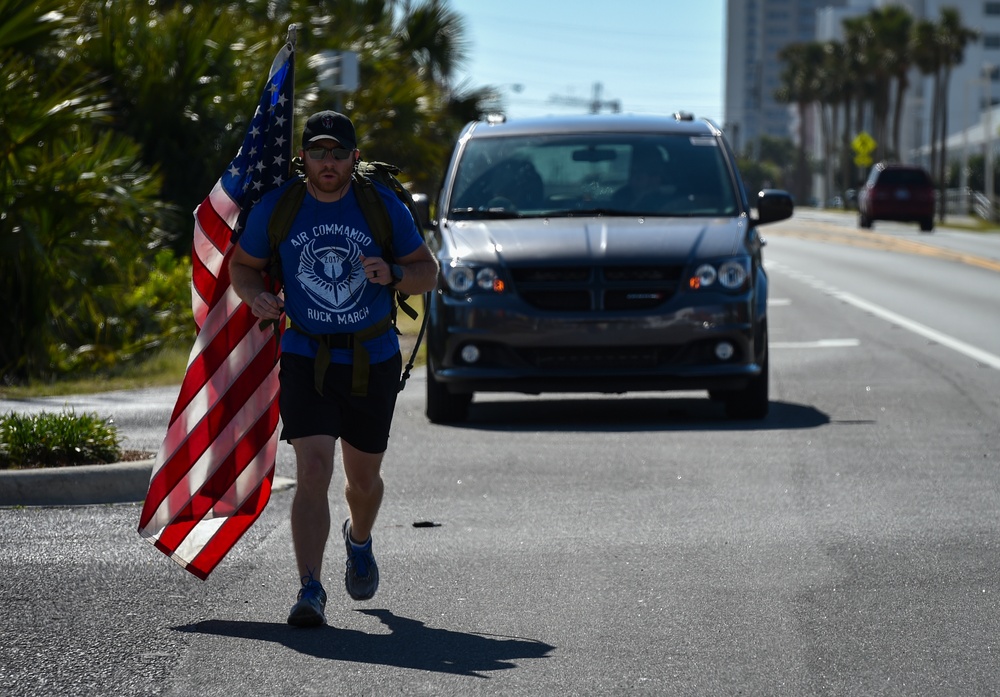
426;368;472;423
724;345;769;420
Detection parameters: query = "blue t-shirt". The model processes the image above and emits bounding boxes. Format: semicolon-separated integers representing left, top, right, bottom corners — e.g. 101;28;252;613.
239;179;424;364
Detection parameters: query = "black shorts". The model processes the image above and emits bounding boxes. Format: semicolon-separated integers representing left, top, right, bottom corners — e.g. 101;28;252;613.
278;352;402;454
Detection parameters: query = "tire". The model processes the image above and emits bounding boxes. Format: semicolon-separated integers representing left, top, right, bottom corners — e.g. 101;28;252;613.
425;367;471;424
919;217;934;232
858;212;872;229
724;343;769;420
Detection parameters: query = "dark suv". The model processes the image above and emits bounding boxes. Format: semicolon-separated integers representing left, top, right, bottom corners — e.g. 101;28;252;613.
857;162;935;232
423;113;793;423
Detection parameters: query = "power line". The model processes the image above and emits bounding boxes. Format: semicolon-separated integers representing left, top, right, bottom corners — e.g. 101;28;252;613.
548;82;621;114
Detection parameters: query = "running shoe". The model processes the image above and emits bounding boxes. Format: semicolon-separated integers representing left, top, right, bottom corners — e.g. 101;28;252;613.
342;518;379;601
287;578;327;627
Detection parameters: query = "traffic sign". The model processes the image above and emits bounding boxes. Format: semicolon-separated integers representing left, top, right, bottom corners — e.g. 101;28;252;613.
852;131;876;156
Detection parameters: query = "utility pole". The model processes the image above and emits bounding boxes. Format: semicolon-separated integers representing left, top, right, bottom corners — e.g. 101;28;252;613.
549;82;621;114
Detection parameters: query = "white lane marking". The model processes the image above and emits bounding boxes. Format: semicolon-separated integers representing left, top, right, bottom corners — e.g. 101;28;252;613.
769;261;1000;370
829;290;1000;370
772;339;861;349
769;298;792;306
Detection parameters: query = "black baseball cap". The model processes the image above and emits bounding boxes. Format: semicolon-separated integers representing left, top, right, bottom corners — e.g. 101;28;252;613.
302;110;357;149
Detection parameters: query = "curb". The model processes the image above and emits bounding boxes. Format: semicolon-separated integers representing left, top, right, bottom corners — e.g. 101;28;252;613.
0;460;295;507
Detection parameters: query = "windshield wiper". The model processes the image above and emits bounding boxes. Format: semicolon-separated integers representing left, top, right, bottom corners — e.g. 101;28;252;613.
544;207;636;217
555;207;721;218
449;207;525;220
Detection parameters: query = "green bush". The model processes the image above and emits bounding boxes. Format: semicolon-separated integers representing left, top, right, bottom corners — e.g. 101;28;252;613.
0;410;122;469
45;249;195;378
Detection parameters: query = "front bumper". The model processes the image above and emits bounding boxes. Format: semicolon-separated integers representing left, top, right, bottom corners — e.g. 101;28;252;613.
427;289;764;395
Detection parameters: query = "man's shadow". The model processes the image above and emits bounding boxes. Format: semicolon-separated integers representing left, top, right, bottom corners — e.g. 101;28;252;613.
175;609;554;678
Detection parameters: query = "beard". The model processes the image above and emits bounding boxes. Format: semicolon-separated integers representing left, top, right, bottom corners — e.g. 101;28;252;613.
309;167;351;197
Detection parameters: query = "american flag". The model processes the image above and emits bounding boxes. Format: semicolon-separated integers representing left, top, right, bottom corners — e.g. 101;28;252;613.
138;35;295;580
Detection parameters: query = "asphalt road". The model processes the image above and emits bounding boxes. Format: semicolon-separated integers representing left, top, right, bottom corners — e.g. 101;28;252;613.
2;214;999;696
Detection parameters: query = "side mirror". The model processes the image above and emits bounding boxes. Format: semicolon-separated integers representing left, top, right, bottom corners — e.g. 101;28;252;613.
756;189;794;225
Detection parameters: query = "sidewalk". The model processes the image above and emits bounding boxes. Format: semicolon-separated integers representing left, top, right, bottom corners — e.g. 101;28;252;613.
0;459;155;506
0;458;295;507
797;207;1000;265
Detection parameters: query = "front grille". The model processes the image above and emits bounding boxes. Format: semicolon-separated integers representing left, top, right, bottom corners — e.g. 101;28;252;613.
527;347;662;370
511;265;684;312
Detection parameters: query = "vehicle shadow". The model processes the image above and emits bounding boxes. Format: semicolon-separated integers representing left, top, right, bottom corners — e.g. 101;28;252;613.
174;608;554;678
451;397;829;432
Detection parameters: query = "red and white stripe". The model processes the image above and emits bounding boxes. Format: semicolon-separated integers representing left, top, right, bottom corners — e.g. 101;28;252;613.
137;158;281;581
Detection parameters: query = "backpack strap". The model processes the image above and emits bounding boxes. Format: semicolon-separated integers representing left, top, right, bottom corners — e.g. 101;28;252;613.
266;178;308;288
258;178;307;336
351;173;394;252
290;315;393;397
350;173;420;323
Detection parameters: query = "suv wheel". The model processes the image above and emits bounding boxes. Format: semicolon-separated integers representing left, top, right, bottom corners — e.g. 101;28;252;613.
858;212;872;229
724;341;769;420
919;217;934;232
426;368;472;423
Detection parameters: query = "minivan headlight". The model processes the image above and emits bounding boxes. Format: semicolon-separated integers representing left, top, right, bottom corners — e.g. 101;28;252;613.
718;261;748;289
688;259;750;291
444;263;505;294
692;264;717;288
445;266;475;293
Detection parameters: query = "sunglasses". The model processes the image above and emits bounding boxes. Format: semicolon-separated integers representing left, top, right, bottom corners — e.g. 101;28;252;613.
304;146;354;161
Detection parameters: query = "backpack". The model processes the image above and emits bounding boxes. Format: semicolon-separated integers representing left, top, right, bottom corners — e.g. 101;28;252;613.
262;159;428;395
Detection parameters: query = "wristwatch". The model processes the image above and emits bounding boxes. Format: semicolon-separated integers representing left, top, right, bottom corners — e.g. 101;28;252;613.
389;263;404;287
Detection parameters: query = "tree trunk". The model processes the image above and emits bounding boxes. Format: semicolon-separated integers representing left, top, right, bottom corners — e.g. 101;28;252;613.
827;101;839;206
841;97;854;199
929;71;941;184
938;68;952;222
796;101;810;203
891;77;907;160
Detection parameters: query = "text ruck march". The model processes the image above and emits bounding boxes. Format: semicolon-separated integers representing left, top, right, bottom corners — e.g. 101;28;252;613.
138;28;298;580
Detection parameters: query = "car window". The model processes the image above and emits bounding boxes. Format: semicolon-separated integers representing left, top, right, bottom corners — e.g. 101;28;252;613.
877;168;931;187
448;133;738;219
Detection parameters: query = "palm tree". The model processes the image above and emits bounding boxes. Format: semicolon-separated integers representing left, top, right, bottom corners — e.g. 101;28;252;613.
776;41;824;202
873;5;915;159
935;7;979;219
842;15;879;184
398;0;470;88
817;40;850;205
844;9;910;163
0;0;167;382
913;18;944;183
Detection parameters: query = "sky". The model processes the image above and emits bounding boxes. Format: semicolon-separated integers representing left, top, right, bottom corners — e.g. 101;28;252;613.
446;0;726;123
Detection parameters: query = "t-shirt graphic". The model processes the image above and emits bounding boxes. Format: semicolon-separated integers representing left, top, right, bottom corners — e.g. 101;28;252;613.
296;236;367;312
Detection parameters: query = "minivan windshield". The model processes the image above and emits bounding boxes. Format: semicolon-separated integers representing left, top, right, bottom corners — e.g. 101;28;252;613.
448;133;739;220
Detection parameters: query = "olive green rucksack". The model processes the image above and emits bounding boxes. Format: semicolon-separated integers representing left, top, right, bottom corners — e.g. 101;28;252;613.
262;160;426;396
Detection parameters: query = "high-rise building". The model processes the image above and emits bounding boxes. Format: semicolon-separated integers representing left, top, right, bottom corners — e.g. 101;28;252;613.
724;0;848;156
